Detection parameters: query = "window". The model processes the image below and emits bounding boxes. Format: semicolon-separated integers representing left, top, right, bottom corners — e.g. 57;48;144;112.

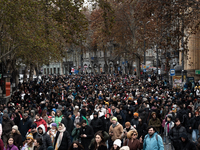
57;68;60;74
54;68;56;74
44;68;46;74
50;68;52;74
47;68;49;74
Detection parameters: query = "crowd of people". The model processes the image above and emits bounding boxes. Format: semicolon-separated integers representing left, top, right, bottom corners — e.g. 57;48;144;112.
0;74;199;150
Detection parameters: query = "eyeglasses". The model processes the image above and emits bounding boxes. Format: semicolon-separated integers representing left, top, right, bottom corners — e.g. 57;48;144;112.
27;139;31;141
133;134;137;136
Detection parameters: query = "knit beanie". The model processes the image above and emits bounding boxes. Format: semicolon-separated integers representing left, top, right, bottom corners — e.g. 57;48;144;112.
26;133;33;140
47;146;54;150
133;112;139;117
113;139;121;147
120;146;130;150
12;125;18;131
112;117;118;122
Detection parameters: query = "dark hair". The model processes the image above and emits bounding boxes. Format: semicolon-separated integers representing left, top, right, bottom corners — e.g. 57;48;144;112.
36;113;40;117
68;141;84;150
175;117;180;122
6;137;14;149
81;120;87;125
76;122;81;126
147;126;157;132
36;138;43;146
94;132;106;150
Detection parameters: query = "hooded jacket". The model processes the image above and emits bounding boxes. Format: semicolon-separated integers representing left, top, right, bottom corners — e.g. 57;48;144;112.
90;112;103;134
30;110;35;122
179;133;196;150
35;124;52;150
2;113;14;135
61;112;74;135
19;116;32;142
34;117;47;132
169;125;187;143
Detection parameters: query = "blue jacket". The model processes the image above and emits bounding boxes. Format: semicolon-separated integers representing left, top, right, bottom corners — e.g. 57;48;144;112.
143;132;164;150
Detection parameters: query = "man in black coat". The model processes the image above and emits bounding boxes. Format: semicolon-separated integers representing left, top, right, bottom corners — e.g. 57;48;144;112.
80;120;94;150
19;113;32;142
90;111;103;134
179;133;197;150
61;112;74;136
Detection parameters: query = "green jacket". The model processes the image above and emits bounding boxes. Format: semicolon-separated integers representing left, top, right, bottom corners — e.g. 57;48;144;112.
148;118;161;133
55;115;63;126
71;128;80;142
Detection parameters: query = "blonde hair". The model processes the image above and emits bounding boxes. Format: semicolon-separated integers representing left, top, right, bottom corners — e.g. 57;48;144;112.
127;130;138;139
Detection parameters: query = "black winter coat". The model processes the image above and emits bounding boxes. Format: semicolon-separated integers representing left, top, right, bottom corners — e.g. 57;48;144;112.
169;125;187;143
136;122;147;139
90;117;103;134
191;116;200;130
2;114;14;135
89;144;108;150
104;118;111;133
61;117;74;136
178;139;197;150
19;117;32;141
12;133;22;149
54;130;71;150
80;125;94;150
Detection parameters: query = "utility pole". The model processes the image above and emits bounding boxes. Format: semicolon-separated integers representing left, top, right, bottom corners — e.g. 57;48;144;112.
181;17;184;83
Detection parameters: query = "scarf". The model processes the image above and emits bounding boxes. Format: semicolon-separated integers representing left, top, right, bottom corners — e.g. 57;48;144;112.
55;124;66;150
112;122;119;128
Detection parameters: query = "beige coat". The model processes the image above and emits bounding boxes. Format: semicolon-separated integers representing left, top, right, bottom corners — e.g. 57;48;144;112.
109;123;123;141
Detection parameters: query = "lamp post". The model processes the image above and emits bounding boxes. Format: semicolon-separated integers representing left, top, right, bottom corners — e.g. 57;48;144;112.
143;21;150;66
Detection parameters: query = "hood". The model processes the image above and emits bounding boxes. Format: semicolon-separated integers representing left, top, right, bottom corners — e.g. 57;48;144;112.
37;124;46;135
180;133;188;141
30;110;35;116
65;112;71;119
3;113;8;119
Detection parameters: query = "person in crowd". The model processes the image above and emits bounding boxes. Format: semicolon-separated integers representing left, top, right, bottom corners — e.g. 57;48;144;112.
143;126;164;150
90;111;103;134
111;139;121;150
131;113;139;129
148;112;161;134
190;111;200;143
35;124;52;150
34;114;48;132
47;123;57;146
61;112;74;136
179;133;197;150
4;137;18;150
89;132;107;150
30;124;38;139
0;137;3;150
55;110;63;127
109;117;123;144
68;141;84;150
21;133;34;150
33;138;43;150
71;122;81;142
163;115;174;149
123;130;143;150
19;113;32;142
79;120;94;150
10;125;22;149
169;117;187;150
2;113;15;145
54;123;71;150
136;117;147;140
47;116;53;130
121;122;136;143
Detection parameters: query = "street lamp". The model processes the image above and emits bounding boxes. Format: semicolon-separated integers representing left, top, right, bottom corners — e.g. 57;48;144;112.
143;21;150;66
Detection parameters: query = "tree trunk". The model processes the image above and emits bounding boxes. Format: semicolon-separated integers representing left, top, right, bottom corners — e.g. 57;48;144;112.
29;63;34;81
23;66;28;82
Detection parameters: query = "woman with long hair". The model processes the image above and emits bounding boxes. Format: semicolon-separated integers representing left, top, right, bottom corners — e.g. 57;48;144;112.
68;141;84;150
4;137;18;150
33;138;43;150
123;130;143;150
90;132;107;150
21;133;34;150
10;125;22;150
110;139;121;150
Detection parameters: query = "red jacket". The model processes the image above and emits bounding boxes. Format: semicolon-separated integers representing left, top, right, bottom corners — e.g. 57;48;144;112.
34;118;47;132
0;139;3;150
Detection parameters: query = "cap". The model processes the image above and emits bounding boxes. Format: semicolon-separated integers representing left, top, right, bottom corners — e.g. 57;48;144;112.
112;117;118;122
113;139;121;147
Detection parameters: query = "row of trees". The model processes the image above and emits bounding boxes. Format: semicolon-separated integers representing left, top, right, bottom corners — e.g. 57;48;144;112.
88;0;200;75
0;0;87;83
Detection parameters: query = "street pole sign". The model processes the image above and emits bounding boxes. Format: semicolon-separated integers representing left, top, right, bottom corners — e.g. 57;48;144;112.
170;69;175;76
195;70;200;74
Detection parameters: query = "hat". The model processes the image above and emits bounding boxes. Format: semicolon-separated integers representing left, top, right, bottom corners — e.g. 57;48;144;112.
31;124;37;129
12;125;18;131
143;98;147;101
113;139;121;147
47;146;54;150
180;133;188;139
52;108;56;113
51;123;57;127
151;112;156;116
105;102;109;106
23;113;28;116
125;122;131;127
75;106;79;109
26;133;33;140
112;117;118;122
133;112;139;117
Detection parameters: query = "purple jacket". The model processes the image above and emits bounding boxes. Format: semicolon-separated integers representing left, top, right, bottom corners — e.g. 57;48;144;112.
4;144;18;150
